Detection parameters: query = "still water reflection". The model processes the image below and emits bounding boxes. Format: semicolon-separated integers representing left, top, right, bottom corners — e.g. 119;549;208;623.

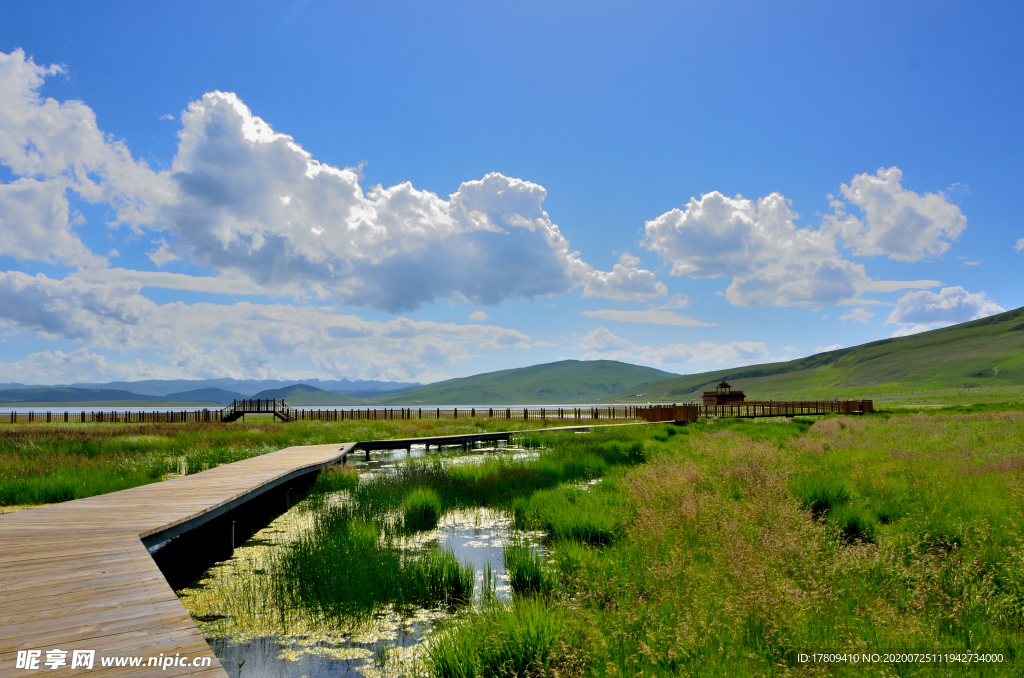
180;443;542;678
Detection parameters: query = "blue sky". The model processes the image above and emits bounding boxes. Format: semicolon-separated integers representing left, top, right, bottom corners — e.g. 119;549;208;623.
0;0;1020;385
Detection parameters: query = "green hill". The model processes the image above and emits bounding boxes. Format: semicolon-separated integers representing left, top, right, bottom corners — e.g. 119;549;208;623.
378;360;678;405
250;384;370;405
612;306;1024;402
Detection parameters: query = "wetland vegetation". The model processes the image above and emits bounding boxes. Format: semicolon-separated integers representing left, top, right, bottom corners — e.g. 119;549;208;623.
176;409;1024;677
0;418;553;507
6;402;1024;676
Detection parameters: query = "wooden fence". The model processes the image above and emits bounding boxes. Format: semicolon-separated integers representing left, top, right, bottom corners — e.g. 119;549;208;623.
3;405;641;424
4;410;221;424
636;400;873;422
1;400;873;425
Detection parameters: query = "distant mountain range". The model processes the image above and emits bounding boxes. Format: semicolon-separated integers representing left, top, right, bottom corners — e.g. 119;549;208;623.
1;308;1019;408
0;361;677;406
377;360;678;405
0;377;420;397
0;377;420;405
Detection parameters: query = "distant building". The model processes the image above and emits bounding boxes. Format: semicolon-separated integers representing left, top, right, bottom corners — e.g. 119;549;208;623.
702;380;746;406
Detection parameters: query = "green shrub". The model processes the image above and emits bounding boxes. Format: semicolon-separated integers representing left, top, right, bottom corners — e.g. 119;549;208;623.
427;597;587;678
313;466;360;494
829;504;876;543
792;474;851;517
404;487;443;531
404;548;475;607
512;484;623;546
503;538;553;596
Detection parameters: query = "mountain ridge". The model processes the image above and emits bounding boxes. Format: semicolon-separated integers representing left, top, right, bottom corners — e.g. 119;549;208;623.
611;306;1024;402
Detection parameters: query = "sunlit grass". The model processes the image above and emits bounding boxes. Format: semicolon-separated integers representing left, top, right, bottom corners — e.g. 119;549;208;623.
433;411;1024;676
0;418;555;506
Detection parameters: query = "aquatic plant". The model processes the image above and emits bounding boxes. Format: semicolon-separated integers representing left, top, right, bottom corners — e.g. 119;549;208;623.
403;548;475;607
502;537;552;597
426;597;588;678
403;487;443;531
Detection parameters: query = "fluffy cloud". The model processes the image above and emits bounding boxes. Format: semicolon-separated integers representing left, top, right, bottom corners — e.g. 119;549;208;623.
0;272;533;380
580;253;667;301
577;326;769;367
0;50;663;312
1016;238;1024;252
816;344;843;353
0;271;155;344
0;49;169;230
159;92;665;310
826;167;966;262
643;190;938;307
886;286;1004;334
0;178;102;266
839;308;874;323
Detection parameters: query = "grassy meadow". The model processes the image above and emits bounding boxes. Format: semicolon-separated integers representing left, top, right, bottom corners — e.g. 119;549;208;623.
5;395;1023;675
173;410;1024;677
426;412;1024;677
0;417;555;507
611;306;1024;404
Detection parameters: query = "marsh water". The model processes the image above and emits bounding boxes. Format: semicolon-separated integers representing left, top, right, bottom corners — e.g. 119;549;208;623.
178;442;544;678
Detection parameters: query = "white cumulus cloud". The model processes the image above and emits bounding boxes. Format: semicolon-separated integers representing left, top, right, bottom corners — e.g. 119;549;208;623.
642;188;939;308
0;348;174;384
826;167;967;262
815;344;843;353
0;49;170;233
0;178;103;266
0;50;664;313
886;286;1004;334
580;252;667;301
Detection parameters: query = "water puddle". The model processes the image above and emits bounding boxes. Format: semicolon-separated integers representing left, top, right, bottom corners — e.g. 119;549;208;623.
178;442;543;678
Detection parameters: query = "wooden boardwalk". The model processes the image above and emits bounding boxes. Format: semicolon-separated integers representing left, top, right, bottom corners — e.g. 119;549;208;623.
0;441;358;678
0;426;602;678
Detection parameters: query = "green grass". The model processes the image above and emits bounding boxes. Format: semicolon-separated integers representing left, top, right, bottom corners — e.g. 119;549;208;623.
502;537;553;597
404;487;443;531
430;411;1024;676
0;418;554;507
426;597;589;678
791;474;852;516
238;425;654;623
